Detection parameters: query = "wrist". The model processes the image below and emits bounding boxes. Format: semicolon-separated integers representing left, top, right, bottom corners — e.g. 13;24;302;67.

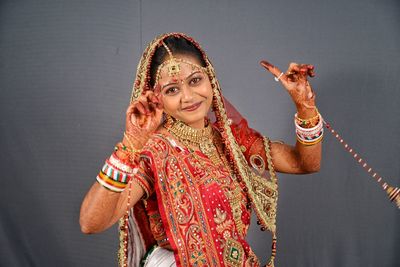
115;142;141;165
123;132;147;149
296;106;318;120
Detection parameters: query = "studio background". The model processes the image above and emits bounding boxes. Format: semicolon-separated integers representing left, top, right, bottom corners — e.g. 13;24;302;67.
0;0;399;266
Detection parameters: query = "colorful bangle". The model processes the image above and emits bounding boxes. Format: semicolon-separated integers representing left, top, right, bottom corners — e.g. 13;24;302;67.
96;171;128;192
296;128;324;139
294;113;323;131
109;153;135;173
101;162;137;183
294;112;324;145
296;130;324;143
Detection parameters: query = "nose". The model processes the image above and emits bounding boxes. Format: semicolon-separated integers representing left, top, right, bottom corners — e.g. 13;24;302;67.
181;83;194;102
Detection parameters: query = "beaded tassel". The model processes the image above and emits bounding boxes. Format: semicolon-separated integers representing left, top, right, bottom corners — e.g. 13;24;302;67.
265;235;277;267
323;119;400;209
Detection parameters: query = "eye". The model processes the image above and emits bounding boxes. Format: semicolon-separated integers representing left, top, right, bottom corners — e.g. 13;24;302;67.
164;86;179;96
189;76;202;85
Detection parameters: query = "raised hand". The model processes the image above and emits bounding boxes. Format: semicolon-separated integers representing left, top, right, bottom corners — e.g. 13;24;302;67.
260;61;316;110
124;86;164;148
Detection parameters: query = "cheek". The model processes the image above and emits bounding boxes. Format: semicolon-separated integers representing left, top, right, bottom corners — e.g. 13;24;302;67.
160;96;179;113
198;82;213;98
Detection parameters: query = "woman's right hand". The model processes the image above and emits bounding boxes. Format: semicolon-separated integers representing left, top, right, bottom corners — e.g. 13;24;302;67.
124;86;164;148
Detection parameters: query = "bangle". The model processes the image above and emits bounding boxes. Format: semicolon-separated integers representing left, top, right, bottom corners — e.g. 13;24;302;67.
102;161;137;183
114;143;135;153
131;175;151;198
96;171;128;192
294;112;324;145
123;132;142;154
296;135;324;146
296;129;323;142
109;153;135;173
295;108;320;128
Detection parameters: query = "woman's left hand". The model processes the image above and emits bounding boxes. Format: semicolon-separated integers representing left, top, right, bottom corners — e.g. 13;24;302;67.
260;60;316;110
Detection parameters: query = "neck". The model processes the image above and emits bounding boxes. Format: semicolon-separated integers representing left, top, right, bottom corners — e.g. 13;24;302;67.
188;119;205;129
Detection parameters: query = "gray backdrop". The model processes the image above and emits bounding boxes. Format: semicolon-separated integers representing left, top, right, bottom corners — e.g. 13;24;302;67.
0;0;399;266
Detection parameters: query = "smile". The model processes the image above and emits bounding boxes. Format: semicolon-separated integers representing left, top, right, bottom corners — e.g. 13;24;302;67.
182;102;202;111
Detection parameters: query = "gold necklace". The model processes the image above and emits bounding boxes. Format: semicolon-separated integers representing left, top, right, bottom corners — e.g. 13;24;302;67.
165;119;223;166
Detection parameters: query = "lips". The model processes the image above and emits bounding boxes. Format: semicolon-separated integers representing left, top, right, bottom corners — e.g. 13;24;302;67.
182;102;202;111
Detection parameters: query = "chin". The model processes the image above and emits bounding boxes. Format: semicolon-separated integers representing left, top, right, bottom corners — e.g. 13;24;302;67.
179;113;207;126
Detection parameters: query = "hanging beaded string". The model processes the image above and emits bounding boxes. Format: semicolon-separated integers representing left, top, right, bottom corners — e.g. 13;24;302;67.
120;177;133;267
322;118;400;209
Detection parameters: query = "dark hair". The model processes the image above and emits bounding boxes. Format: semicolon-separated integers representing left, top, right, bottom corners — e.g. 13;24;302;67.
149;36;207;87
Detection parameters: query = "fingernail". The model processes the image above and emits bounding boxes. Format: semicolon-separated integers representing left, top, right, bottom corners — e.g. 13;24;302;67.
260;60;272;69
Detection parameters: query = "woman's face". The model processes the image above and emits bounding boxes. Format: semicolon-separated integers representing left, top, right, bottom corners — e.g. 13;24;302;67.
157;54;213;129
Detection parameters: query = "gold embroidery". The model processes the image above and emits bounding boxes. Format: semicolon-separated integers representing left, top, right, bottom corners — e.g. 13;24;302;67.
223;238;245;267
224;185;245;237
213;207;227;224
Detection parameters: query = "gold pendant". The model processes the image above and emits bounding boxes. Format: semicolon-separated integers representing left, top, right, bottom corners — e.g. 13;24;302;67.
199;137;222;165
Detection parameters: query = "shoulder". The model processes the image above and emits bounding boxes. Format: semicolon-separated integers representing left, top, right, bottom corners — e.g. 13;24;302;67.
140;129;180;160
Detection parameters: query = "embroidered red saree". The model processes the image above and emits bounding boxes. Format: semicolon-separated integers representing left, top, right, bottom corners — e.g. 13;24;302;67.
119;33;278;267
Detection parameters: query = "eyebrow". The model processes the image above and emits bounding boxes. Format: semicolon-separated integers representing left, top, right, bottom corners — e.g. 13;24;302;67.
161;71;201;90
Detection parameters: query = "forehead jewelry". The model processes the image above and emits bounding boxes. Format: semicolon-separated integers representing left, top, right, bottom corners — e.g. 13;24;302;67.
154;41;208;86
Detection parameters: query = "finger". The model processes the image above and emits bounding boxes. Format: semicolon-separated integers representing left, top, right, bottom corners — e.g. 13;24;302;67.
129;113;139;126
153;84;161;94
307;65;315;77
146;92;160;107
142;114;153;129
287;62;300;73
141;91;162;113
134;102;147;115
278;63;300;84
141;101;151;115
290;64;310;83
148;102;157;114
126;102;137;116
290;63;308;76
306;81;315;100
260;60;286;81
154;93;164;109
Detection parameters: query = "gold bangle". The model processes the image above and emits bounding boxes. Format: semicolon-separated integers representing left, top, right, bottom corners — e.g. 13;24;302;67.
295;108;320;128
115;142;136;154
123;132;142;154
296;135;323;146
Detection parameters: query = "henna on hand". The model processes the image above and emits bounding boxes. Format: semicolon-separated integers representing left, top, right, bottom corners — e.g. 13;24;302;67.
260;60;317;110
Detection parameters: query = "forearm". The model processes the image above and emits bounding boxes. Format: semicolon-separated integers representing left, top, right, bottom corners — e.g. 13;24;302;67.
294;140;322;173
80;139;145;234
294;107;322;173
270;107;322;174
79;180;145;234
79;182;121;234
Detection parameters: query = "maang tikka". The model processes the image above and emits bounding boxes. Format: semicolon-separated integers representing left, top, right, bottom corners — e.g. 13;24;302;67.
154;41;208;86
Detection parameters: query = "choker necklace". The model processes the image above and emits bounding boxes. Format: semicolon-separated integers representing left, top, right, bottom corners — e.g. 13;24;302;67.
165;118;223;166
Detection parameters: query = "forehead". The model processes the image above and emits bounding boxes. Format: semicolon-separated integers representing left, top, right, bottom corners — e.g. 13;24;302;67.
157;54;204;83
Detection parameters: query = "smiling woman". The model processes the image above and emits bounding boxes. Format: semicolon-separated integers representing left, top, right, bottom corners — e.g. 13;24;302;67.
80;33;322;267
158;53;213;129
